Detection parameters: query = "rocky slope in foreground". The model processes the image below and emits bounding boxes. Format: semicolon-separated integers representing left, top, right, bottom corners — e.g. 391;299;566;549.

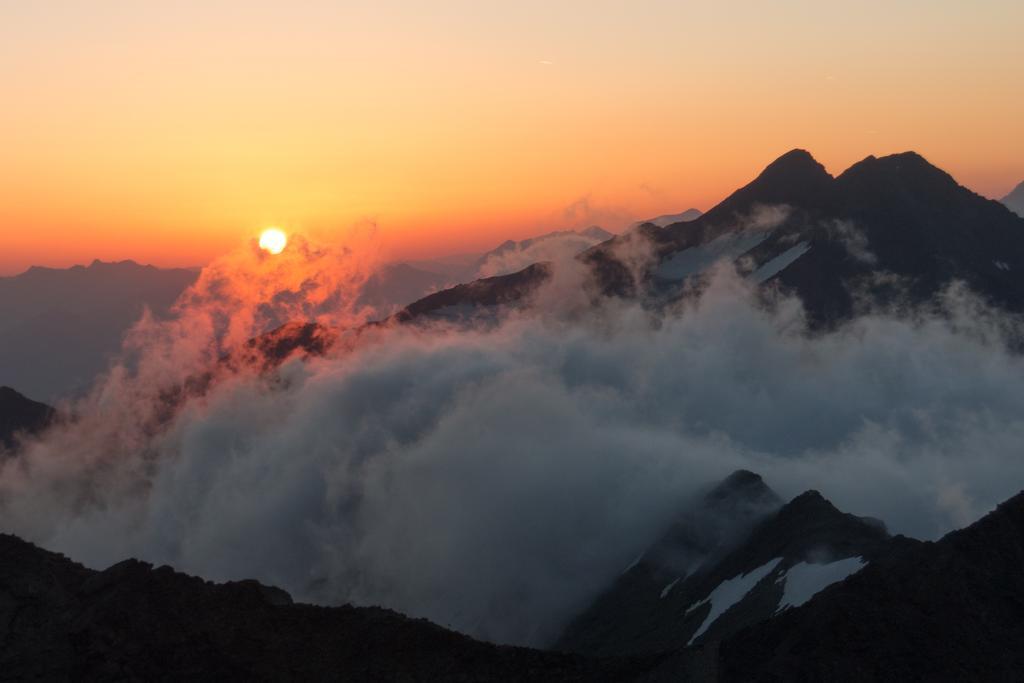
0;533;652;682
4;481;1024;680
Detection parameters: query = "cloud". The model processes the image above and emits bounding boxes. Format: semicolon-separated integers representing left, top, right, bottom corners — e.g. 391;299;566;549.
3;234;1024;649
829;219;878;265
474;231;608;279
560;194;633;231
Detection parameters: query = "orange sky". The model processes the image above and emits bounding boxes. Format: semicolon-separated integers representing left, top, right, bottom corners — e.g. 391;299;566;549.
2;1;1023;275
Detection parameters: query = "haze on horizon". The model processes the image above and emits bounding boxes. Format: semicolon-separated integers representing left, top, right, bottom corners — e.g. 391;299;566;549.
2;0;1023;275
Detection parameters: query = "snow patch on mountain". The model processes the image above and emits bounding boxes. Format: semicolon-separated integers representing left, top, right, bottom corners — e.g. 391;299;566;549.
660;576;683;599
655;231;770;281
687;557;783;645
751;242;811;283
776;556;866;612
622;552;644;575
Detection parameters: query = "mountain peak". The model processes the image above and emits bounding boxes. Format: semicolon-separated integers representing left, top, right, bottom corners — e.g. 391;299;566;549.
781;489;833;511
709;148;833;215
756;149;832;185
767;148;820;167
766;489;853;532
837;151;959;194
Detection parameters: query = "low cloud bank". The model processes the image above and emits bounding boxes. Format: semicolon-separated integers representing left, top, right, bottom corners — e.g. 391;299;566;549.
3;234;1024;647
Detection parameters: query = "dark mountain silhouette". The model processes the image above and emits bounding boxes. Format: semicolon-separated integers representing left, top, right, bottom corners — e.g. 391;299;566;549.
0;260;199;401
0;533;651;682
394;263;552;324
558;472;890;658
396;150;1024;327
717;489;1024;682
1002;180;1024;217
555;474;1024;681
0;386;54;452
595;149;1024;324
5;475;1024;680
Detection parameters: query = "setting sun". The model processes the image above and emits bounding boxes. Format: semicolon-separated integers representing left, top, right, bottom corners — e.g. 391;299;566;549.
258;228;288;255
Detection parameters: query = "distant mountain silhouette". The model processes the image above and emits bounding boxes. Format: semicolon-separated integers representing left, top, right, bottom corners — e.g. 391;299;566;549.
355;262;454;320
1002;180;1024;217
634;208;703;229
0;260;198;400
0;226;620;399
0;386;54;452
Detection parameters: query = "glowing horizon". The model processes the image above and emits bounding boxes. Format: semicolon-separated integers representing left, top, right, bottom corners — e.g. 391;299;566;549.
2;1;1023;275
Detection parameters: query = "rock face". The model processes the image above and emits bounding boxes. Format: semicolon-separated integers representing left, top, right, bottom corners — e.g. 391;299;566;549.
0;533;647;682
0;386;54;452
397;150;1024;327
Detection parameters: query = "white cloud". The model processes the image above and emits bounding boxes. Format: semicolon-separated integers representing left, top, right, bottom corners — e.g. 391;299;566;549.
3;236;1024;649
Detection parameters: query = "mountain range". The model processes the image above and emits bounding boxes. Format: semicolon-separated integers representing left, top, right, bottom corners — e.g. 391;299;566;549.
398;150;1024;328
0;260;199;401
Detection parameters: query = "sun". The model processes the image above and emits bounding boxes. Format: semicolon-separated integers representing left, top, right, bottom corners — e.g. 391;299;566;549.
259;228;288;255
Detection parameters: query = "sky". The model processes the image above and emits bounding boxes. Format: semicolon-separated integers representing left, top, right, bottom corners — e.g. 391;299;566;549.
2;0;1023;275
